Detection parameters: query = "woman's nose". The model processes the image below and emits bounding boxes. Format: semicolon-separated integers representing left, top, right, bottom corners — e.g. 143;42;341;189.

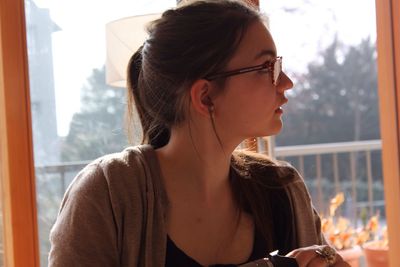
277;72;293;93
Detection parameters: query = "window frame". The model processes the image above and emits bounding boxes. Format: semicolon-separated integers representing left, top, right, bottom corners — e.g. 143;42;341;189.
0;0;40;266
375;0;400;266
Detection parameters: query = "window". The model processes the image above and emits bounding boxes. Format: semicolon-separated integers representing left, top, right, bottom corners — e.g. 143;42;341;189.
0;0;399;266
261;0;386;263
23;0;174;265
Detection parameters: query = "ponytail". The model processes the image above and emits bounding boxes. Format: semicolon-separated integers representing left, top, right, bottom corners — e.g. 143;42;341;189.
126;46;170;148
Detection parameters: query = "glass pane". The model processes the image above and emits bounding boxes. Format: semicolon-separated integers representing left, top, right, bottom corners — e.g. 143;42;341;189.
24;0;174;265
261;0;386;265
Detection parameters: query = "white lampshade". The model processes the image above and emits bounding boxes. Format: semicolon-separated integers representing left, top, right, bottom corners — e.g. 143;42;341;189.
105;13;160;87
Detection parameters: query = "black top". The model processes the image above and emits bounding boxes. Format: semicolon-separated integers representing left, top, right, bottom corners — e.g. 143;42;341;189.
165;226;268;267
165;186;293;267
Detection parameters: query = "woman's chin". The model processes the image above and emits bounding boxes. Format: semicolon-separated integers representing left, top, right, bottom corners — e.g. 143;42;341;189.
250;127;282;139
240;120;283;140
262;121;283;136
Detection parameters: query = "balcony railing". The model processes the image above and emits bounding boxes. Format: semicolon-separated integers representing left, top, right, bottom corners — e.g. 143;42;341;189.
35;161;88;198
273;139;384;220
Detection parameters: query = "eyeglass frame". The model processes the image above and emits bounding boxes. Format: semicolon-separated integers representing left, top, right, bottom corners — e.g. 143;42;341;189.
204;56;282;86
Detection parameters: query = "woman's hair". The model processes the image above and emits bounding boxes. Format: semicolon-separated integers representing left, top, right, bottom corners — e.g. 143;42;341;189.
126;0;288;252
126;0;261;148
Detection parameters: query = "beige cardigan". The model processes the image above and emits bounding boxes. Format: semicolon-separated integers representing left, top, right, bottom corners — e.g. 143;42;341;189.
48;145;325;267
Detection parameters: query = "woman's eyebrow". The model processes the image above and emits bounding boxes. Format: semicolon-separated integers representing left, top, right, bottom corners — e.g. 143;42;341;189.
254;49;277;59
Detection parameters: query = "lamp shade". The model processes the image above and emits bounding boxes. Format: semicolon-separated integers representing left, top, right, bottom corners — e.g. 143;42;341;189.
105;13;160;87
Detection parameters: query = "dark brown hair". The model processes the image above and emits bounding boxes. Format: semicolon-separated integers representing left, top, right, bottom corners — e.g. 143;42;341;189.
126;0;261;148
126;0;288;252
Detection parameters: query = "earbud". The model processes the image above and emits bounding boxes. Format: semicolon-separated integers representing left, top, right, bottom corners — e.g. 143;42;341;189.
206;97;215;115
204;96;214;109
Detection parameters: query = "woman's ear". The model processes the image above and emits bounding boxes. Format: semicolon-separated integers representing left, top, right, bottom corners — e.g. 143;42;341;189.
190;79;215;117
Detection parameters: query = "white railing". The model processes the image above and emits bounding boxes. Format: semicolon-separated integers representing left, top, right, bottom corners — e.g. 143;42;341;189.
273;139;383;219
35;161;89;196
274;139;381;156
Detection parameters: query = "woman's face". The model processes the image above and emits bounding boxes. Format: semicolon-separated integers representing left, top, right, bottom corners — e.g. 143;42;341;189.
213;20;293;141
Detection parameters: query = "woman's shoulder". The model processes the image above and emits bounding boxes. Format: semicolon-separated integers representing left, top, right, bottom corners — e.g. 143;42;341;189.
50;146;155;266
91;145;149;169
66;145;154;196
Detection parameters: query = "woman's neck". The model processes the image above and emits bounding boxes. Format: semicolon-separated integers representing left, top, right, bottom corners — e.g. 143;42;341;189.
155;124;240;205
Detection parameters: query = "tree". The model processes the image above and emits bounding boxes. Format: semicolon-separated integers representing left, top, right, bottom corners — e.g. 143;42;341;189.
277;37;379;146
61;66;130;162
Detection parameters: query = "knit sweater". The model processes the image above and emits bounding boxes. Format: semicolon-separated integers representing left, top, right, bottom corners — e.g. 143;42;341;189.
48;145;325;267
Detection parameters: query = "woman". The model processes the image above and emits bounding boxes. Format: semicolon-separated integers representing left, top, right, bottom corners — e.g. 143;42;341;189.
49;1;350;266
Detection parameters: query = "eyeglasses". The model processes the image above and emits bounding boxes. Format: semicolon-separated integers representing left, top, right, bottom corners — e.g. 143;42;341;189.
204;56;282;86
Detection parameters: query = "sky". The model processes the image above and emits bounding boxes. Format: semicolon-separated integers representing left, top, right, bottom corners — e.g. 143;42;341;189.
31;0;377;136
261;0;377;73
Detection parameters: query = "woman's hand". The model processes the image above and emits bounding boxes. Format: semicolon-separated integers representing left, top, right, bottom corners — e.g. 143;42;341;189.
286;245;351;267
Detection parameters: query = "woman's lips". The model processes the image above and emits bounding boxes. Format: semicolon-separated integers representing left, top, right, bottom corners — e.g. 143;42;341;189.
275;99;288;114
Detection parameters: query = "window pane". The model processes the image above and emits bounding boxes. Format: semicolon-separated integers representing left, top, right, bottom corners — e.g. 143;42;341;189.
24;0;174;265
261;0;386;264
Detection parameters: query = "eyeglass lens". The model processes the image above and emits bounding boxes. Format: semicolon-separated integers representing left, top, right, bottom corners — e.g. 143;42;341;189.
273;59;282;85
